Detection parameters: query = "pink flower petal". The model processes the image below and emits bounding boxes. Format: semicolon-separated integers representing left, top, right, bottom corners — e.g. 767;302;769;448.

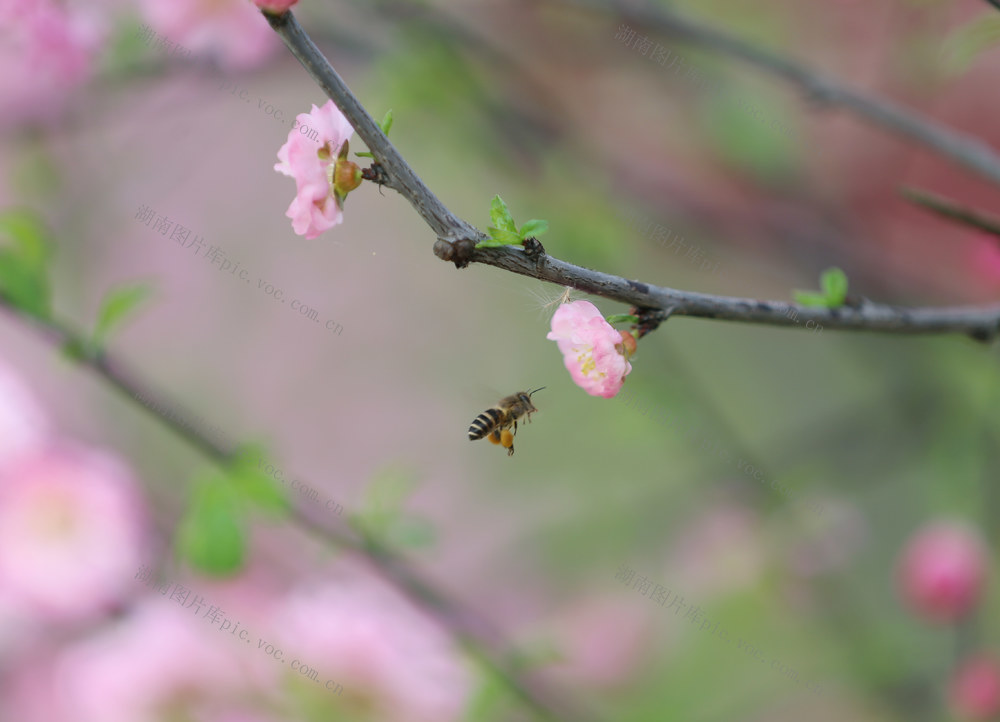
547;300;632;397
274;100;354;239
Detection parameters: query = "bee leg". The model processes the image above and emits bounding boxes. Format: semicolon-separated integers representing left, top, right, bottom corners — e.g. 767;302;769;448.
513;419;518;436
499;428;515;455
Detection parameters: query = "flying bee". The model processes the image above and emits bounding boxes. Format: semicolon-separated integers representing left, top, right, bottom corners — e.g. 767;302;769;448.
468;387;545;456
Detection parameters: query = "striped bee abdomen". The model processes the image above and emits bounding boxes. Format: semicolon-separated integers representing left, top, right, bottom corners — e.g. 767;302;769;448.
468;407;504;440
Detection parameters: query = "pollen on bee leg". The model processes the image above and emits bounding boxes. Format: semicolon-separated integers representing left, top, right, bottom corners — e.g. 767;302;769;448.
488;431;502;445
500;429;514;449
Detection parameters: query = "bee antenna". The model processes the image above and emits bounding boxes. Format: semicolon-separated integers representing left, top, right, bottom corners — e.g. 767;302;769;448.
528;386;546;396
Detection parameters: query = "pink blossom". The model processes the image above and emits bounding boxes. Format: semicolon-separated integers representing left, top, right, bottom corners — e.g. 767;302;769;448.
669;502;765;597
0;446;148;622
0;0;99;129
50;600;261;722
0;359;48;468
950;654;1000;721
274;100;356;239
272;570;472;721
253;0;298;13
897;520;987;624
543;596;649;689
546;300;632;398
971;237;1000;286
138;0;279;70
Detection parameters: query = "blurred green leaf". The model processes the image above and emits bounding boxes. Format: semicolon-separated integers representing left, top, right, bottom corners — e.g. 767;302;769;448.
92;282;152;351
228;444;289;518
386;517;436;549
99;16;158;74
175;475;246;576
793;268;848;307
792;291;830;307
941;14;1000;75
518;218;549;239
352;464;420;539
698;85;797;180
0;208;51;319
490;195;517;233
820;267;848;306
465;664;512;722
61;338;89;362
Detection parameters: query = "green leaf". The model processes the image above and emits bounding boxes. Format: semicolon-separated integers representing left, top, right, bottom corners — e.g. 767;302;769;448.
387;516;436;549
0;209;51;319
228;444;289;518
518;219;549;239
175;476;246;576
474;238;509;249
606;314;639;325
355;464;416;533
486;226;523;245
490;195;517;233
379;109;394;135
351;463;433;548
792;291;830;307
820;267;848;306
61;338;90;362
92;282;152;351
942;14;1000;75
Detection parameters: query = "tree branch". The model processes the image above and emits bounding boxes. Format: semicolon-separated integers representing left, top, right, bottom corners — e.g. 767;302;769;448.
0;300;593;722
901;186;1000;241
264;9;1000;343
566;0;1000;188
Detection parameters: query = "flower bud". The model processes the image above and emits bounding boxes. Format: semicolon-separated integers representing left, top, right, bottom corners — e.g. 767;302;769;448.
332;140;363;208
897;520;987;623
618;331;637;359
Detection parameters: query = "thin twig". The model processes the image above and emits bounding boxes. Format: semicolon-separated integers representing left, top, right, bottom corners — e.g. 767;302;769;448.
0;300;592;722
264;10;1000;343
901;187;1000;241
562;0;1000;188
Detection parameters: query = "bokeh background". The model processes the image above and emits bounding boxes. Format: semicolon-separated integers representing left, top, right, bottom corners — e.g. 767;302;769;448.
2;0;1000;720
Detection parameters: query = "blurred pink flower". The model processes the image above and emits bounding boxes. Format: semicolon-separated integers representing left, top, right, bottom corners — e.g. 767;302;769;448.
0;0;100;129
253;0;298;13
950;654;1000;721
138;0;279;70
274;100;356;239
273;571;472;721
0;446;147;622
543;595;649;689
546;300;632;398
971;237;1000;285
50;600;261;722
669;501;765;597
0;359;49;468
897;520;987;624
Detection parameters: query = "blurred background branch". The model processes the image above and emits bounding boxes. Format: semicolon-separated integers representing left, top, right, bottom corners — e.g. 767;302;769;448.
902;187;1000;241
558;0;1000;186
0;294;597;722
